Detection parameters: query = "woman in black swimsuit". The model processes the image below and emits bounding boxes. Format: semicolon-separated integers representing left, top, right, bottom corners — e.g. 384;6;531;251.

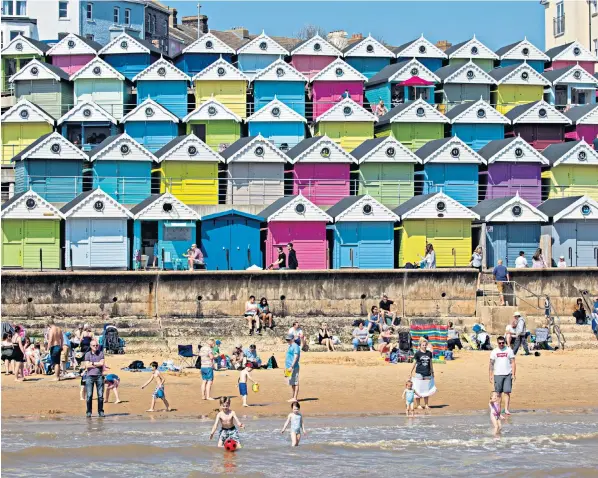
318;322;335;352
11;326;26;381
1;332;15;374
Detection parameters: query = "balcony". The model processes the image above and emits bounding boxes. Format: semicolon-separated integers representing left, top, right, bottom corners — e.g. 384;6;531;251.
553;14;565;37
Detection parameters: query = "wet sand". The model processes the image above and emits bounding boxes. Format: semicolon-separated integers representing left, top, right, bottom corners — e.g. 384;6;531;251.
2;349;598;419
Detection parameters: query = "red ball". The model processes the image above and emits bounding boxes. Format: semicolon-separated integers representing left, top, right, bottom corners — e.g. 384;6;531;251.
224;439;238;452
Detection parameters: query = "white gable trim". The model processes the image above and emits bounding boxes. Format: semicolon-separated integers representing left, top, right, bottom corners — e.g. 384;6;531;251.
394;35;447;59
247;98;306;123
357;135;421;164
510;101;571;125
552;41;597;63
133;58;190;82
315;98;377;123
48;33;98;56
388;98;449;124
344;35;394;58
267;194;332;222
64;188;133;219
90;133;157;162
309;58;367;83
484;194;548;223
388;58;440;83
496;62;551;86
401;192;479;220
237;32;289;56
121;98;179;123
487;137;549;164
182;32;236;55
443;61;496;84
70;56;124;81
133;192;201;220
553;196;598;222
448;36;498;60
252;58;307;83
57;100;118;125
290;135;357;164
1;190;65;220
550;65;598;86
1;34;45;56
21;132;88;161
450;98;510;125
1;98;54;125
574;105;598;125
421;136;485;165
157;134;224;163
225;134;289;164
183;98;242;123
191;57;249;82
98;33;150;55
334;195;400;222
550;140;598;166
499;38;549;62
9;59;62;82
290;34;342;57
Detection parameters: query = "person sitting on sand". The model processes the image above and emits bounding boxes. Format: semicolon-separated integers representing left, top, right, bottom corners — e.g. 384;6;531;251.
141;361;170;412
231;344;246;370
210;397;244;447
447;321;463;351
378;325;393;356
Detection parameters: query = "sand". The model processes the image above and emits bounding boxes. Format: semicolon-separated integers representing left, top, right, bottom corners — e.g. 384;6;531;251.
2;349;598;420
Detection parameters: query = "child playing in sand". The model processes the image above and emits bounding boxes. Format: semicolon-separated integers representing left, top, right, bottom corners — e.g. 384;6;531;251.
238;363;258;407
281;402;306;446
210;397;244;447
401;380;421;417
141;361;170;412
104;373;122;404
489;391;503;434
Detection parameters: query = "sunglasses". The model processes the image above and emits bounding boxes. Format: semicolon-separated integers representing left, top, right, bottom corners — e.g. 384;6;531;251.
498;342;505;345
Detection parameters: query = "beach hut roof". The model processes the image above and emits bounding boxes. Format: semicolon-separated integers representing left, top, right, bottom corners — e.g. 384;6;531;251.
99;32;163;55
477;136;549;164
392;34;447;59
542;139;598;166
1;98;55;125
182;31;236;55
57;100;118;125
505;100;571;125
251;58;307;83
545;41;597;62
130;192;200;220
564;103;598;125
220;135;289;163
88;133;157;162
9;58;69;82
538;195;598;222
201;209;264;222
445;98;510;125
488;63;550;86
1;34;50;56
327;194;400;222
154;134;224;163
258;194;332;222
471;194;547;223
342;34;394;58
434;61;496;84
47;33;102;56
246;98;307;123
542;65;598;86
70;56;125;81
367;59;439;87
121;98;179;123
415;136;485;165
290;34;343;57
236;31;289;56
350;135;421;164
183;97;242;123
495;38;549;61
191;57;249;82
377;98;449;126
12;132;88;162
133;57;190;82
1;190;65;220
445;36;498;60
314;98;377;123
286;135;356;164
309;57;367;83
60;188;133;218
393;192;479;220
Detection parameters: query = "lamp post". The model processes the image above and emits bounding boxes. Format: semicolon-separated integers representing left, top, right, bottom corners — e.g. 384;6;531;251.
197;2;201;39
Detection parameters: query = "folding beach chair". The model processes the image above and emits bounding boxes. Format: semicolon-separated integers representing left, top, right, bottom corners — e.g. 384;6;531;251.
177;345;195;369
534;328;550;350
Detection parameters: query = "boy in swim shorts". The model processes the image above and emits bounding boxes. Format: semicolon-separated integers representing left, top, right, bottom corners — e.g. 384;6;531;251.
238;363;258;407
210;397;244;447
141;361;170;412
401;380;421;417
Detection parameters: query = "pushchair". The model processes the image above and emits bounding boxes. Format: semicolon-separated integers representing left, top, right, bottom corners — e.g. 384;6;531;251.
99;325;126;354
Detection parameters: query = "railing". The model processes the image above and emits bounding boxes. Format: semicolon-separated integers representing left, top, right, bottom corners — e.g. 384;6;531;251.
553;14;566;37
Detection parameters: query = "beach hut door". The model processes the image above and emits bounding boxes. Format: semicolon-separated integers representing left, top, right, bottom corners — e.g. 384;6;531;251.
576;222;598;267
2;220;24;267
69;219;90;267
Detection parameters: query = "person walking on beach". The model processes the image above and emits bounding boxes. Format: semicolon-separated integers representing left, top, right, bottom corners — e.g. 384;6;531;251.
402;379;421;417
141;361;171;412
410;339;434;409
199;341;216;401
210;397;244;447
285;333;301;403
281;402;306;446
238;362;258;407
84;340;105;418
47;321;63;381
489;336;516;416
512;312;530;355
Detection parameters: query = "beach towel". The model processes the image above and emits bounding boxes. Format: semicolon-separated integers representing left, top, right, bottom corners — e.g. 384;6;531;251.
410;324;448;357
412;376;437;398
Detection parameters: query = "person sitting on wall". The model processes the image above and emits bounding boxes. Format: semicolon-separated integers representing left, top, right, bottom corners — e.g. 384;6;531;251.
244;296;260;336
367;306;382;334
184;244;204;271
258;297;274;330
379;293;398;326
267;247;287;270
352;321;374;352
573;298;588;325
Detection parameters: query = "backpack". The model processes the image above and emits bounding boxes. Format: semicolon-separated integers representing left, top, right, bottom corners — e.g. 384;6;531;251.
398;332;411;353
266;355;278;369
128;360;144;370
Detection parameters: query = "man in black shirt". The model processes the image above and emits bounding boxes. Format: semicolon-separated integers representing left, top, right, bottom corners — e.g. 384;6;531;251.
287;243;298;270
379;293;398;326
268;247;287;270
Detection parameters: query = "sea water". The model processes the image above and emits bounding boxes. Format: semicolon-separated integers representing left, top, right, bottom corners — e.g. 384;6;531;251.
2;412;598;477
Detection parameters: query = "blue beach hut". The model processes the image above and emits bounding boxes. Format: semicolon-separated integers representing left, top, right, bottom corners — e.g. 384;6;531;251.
98;33;161;81
247;98;306;150
252;59;307;116
328;194;399;269
393;34;447;72
200;210;264;270
58;100;119;152
174;32;235;77
542;65;598;107
342;34;395;79
495;38;549;73
236;32;290;81
121;98;180;153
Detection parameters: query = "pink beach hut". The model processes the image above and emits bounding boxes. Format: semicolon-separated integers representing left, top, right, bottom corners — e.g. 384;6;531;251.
290;34;343;81
47;33;102;75
259;194;332;270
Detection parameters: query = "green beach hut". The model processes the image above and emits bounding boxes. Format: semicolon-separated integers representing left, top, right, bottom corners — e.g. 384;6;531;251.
183;98;243;152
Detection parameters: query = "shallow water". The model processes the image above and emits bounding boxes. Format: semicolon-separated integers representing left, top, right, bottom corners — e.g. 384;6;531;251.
2;412;598;477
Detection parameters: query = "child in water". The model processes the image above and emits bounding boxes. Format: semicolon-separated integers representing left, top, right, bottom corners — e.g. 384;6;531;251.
402;380;421;417
141;361;170;412
489;391;503;434
210;397;244;447
281;402;306;446
238;363;258;407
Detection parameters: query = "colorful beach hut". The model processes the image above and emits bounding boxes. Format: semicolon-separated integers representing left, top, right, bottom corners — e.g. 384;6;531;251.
1;98;54;165
192;58;249;120
495;38;549;73
155;133;223;205
489;62;550;114
505;100;571;150
564;103;598;141
342;34;394;79
328;195;399;269
1;190;63;270
472;194;547;267
415;136;485;207
542;140;598;201
314;98;377;151
252;59;307;116
259;194;332;270
183;98;242;152
98;33;161;81
221;135;288;205
1;34;49;95
47;33;102;75
445;36;498;72
310;58;367;119
247;98;306;150
543;65;598;107
174;32;235;77
287;136;357;205
289;34;342;81
394;192;479;267
434;61;496;113
236;32;290;80
121;98;180;153
445;98;509;151
61;189;133;270
57;100;119;151
393;34;447;72
545;41;597;75
352;135;421;207
200;210;264;270
131;192;200;270
478;136;548;205
12;132;88;203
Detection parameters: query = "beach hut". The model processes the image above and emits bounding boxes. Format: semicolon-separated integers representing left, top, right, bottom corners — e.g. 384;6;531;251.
70;57;130;120
259;194;332;270
88;133;156;204
287;136;357;205
445;36;498;72
415;136;485;207
494;38;549;73
313;98;376;151
352;135;421;207
131;192;200;270
247;98;306;150
375;98;449;152
394;192;479;267
47;33;102;75
310;58;367;119
505;100;571;150
434;61;496;113
289;34;342;81
174;32;235;77
236;32;290;80
543;65;598;108
393;34;447;72
1;98;54;165
366;60;440;110
342;34;394;79
545;41;597;75
472;194;548;267
61;189;133;270
133;58;190;119
489;63;551;114
1;34;50;95
12;132;88;203
183;98;242;152
328;195;399;269
121;98;180;153
446;98;509;151
478;136;548;205
221;135;288;205
57;100;119;151
192;58;249;120
155;133;223;205
564;103;598;141
542;140;598;201
252;59;307;116
98;33;161;81
200;210;264;270
9;59;72;119
1;190;64;270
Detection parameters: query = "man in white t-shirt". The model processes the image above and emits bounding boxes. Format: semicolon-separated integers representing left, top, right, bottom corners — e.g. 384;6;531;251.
489;336;516;415
514;251;528;268
288;322;305;348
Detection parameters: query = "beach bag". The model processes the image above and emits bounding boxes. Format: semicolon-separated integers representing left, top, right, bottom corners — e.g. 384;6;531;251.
128;360;145;370
266;355;278;369
389;351;399;363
